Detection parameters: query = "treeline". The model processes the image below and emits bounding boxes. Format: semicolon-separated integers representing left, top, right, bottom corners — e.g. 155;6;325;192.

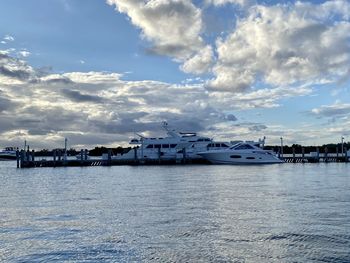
88;146;131;156
34;147;131;156
264;142;350;154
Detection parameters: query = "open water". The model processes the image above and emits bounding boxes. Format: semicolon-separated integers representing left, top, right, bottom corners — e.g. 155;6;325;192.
0;162;349;262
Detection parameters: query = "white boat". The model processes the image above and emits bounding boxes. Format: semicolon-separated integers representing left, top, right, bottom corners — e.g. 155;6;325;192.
198;141;282;164
112;122;232;161
0;147;17;161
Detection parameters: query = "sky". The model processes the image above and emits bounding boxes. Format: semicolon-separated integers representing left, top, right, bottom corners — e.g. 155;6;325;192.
0;0;349;149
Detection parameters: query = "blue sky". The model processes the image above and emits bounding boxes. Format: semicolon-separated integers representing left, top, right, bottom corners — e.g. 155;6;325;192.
0;0;188;82
0;0;349;149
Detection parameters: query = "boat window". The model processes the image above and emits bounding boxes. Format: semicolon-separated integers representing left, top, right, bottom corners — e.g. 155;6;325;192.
215;143;221;147
230;155;242;158
154;144;161;149
221;144;229;147
208;143;214;147
162;144;169;148
170;144;177;148
246;157;255;159
234;144;254;150
146;145;153;149
204;138;211;141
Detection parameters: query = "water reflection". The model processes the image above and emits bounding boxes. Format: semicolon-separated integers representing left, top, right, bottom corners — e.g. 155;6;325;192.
0;163;349;262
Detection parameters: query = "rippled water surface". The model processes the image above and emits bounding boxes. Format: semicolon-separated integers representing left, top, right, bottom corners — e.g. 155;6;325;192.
1;162;350;262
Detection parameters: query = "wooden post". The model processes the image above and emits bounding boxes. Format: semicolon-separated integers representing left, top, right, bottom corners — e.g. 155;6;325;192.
280;137;283;158
53;150;56;167
301;147;305;163
80;149;84;164
345;147;348;163
133;147;138;163
58;150;62;162
324;147;328;163
26;147;30;162
108;149;112;166
63;150;67;166
158;147;161;164
31;150;35;162
16;150;20;168
292;147;295;163
20;150;25;168
336;147;339;160
182;148;186;164
316;147;320;162
84;149;88;161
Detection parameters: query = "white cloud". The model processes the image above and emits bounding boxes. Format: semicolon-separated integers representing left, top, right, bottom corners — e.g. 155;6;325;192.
62;71;122;84
0;51;36;84
210;1;350;91
106;0;350;92
1;52;343;147
18;50;31;57
0;52;243;148
311;102;350;118
181;45;213;74
107;0;204;61
209;86;313;109
208;1;350;91
3;35;14;42
205;0;252;7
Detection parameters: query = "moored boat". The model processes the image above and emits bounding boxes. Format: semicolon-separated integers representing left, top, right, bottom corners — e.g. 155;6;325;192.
112;122;232;161
0;147;17;161
198;141;282;164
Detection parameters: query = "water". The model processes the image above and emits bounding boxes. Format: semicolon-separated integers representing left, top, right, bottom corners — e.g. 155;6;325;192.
1;162;350;262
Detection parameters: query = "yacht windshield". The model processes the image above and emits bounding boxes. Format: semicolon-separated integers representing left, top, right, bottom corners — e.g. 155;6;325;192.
231;143;255;150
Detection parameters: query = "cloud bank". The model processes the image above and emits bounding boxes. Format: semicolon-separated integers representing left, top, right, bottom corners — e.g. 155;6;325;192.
108;0;350;93
0;49;314;148
1;0;350;148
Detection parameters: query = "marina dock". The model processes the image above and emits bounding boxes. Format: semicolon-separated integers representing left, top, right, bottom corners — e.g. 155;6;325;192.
16;146;349;168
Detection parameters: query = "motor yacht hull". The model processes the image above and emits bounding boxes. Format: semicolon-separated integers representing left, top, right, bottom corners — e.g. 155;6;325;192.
198;151;283;164
0;154;17;161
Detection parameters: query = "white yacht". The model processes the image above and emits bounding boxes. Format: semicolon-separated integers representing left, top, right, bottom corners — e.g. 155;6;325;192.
112;122;231;161
198;141;282;164
0;147;17;161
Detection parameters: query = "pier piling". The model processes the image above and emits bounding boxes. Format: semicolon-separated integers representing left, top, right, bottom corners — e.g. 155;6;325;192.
80;149;83;164
182;148;186;164
336;147;339;159
345;147;348;163
302;147;305;162
158;147;161;164
107;149;112;166
133;147;138;163
53;150;57;167
16;150;20;168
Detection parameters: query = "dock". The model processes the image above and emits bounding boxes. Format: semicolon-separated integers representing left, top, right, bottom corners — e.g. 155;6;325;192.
16;148;209;168
15;146;349;168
